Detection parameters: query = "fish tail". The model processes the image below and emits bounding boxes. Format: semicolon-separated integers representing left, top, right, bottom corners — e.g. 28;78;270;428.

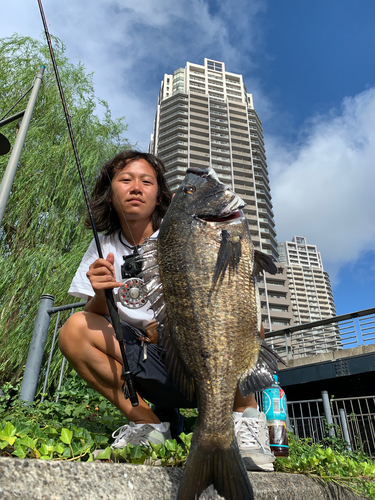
177;438;254;500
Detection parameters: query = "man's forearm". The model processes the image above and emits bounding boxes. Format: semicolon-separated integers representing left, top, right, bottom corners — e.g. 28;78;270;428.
84;291;110;316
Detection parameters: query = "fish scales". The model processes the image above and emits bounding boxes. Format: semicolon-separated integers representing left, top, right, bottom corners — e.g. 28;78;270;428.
159;217;260;411
142;167;279;500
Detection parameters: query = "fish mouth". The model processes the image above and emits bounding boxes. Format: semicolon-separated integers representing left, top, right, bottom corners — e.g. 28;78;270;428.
196;193;246;224
197;209;246;226
202;209;243;223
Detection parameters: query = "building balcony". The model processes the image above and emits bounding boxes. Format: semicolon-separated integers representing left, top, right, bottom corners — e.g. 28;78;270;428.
265;309;293;321
232;146;251;156
211;124;229;132
189;158;210;168
232;158;252;168
190;133;209;143
230;123;249;132
159;110;188;124
160;96;188;111
190;117;209;127
238;193;256;203
264;282;290;294
159;148;188;161
267;296;289;307
231;130;252;141
190;126;210;137
257;195;273;210
233;178;255;190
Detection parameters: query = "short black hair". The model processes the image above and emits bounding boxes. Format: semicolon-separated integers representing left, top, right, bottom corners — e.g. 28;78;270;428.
86;150;172;235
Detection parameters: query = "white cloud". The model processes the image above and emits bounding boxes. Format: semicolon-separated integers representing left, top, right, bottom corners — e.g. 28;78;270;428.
268;86;375;281
1;0;268;150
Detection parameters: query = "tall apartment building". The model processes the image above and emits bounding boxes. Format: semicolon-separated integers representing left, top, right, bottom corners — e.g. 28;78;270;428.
278;236;342;355
149;58;294;333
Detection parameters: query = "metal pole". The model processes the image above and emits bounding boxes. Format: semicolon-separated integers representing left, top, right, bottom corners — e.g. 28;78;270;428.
339;408;352;451
56;357;67;402
321;390;335;438
285;395;291;431
40;310;61;402
0;111;26;129
19;294;54;402
0;66;45;226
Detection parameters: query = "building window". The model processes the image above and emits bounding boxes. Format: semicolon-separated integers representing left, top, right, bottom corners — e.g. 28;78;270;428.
207;60;222;72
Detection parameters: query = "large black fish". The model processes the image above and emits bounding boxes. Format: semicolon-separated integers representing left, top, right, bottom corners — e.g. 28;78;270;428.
141;167;279;499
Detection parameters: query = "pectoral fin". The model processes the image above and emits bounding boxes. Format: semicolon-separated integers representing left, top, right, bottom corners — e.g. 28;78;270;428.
238;340;285;396
213;229;242;285
253;249;277;276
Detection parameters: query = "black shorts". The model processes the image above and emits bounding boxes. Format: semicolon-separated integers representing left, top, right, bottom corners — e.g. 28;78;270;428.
104;316;196;409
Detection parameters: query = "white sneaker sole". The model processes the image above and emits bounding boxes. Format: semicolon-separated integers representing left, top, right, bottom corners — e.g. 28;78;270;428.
242;456;274;472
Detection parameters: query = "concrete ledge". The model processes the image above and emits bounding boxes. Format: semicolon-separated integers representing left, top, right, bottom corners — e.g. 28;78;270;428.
278;343;375;370
0;457;366;499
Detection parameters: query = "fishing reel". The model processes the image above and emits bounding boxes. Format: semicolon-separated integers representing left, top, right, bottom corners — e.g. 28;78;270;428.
117;252;147;309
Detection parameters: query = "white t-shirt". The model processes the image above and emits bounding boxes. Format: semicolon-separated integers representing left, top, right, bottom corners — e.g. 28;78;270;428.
69;230;159;331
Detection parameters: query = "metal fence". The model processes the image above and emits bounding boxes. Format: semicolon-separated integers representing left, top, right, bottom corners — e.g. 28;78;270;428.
284;393;375;457
287;397;326;442
331;396;375;456
19;294;86;402
266;307;375;361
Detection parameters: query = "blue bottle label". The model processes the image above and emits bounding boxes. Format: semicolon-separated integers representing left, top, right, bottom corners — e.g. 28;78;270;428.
262;387;287;420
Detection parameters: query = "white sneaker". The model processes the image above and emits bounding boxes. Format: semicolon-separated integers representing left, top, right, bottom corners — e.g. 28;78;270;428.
111;421;171;449
233;407;275;472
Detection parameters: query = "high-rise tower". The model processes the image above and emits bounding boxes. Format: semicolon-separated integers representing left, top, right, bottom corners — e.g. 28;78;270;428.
149;58;294;332
278;236;342;354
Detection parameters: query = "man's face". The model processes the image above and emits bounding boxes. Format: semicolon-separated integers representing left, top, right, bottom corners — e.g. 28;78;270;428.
110;159;159;224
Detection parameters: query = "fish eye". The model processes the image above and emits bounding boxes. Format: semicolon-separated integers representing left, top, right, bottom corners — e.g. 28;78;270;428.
184;185;196;194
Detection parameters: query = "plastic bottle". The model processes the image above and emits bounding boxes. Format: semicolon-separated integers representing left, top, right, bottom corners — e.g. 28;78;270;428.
262;374;289;457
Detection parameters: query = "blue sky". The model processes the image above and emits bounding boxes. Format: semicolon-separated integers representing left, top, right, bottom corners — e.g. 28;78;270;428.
1;0;375;316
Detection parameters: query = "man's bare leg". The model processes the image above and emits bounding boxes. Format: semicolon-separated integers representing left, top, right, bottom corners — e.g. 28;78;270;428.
58;311;160;424
233;390;257;413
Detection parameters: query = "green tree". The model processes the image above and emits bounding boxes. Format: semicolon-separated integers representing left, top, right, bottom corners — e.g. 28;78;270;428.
0;34;131;386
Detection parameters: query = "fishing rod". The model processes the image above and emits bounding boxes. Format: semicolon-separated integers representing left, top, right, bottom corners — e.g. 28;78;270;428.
36;0;139;407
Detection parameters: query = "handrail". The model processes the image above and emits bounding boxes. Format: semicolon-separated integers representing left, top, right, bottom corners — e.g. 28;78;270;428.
266;306;375;339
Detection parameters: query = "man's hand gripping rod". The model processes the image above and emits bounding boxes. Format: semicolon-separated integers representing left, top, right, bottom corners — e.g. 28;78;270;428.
37;0;139;407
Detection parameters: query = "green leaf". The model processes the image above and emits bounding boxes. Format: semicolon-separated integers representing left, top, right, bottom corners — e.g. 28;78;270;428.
150;442;163;454
17;436;37;448
62;446;72;458
94;435;109;446
55;444;65;455
0;422;17;445
39;444;50;456
179;432;193;446
130;444;143;459
14;424;31;438
94;447;112;460
60;428;73;445
99;401;107;412
12;447;27;459
44;427;58;437
165;439;177;452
